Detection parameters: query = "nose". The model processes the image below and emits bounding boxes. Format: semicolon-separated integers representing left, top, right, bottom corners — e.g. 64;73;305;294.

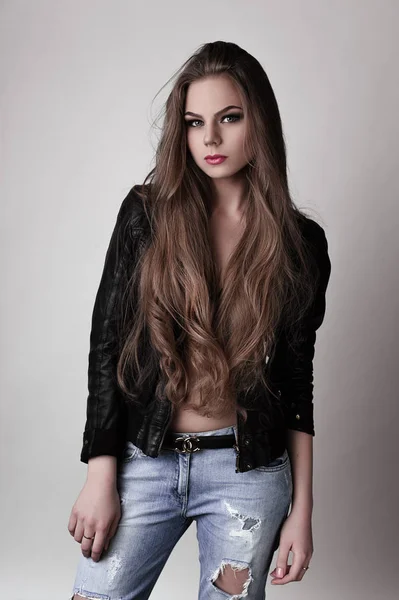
203;123;221;147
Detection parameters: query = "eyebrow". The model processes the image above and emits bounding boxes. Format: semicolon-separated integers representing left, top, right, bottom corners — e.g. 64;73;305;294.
184;105;243;118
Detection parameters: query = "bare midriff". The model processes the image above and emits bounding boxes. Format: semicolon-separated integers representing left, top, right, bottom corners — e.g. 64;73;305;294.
168;395;237;433
168;398;237;432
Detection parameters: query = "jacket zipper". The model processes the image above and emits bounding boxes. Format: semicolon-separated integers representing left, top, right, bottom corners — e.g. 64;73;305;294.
234;409;241;472
157;400;173;455
234;444;241;472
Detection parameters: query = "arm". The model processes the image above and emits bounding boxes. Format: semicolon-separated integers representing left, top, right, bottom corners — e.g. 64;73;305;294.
270;220;331;584
280;221;332;511
286;430;313;516
67;191;143;561
80;188;142;476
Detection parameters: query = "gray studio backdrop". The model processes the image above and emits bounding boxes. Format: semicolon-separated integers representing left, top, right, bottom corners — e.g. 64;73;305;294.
1;1;398;598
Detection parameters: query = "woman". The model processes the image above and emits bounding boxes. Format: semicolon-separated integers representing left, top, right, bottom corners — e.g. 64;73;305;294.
68;40;331;599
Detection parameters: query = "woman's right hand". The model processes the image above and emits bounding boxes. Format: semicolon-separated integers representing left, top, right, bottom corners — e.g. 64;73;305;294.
67;473;121;562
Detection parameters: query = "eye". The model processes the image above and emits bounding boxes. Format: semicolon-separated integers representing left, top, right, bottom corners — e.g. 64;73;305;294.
185;113;242;128
221;113;241;123
185;119;202;128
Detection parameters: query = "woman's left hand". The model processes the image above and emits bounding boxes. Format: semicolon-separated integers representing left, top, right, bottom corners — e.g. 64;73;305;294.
269;508;314;585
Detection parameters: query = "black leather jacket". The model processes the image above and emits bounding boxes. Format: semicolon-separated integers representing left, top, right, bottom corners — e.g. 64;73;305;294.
80;186;331;472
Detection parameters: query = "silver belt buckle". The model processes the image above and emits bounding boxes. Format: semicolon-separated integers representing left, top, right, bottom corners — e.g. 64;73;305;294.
174;435;201;453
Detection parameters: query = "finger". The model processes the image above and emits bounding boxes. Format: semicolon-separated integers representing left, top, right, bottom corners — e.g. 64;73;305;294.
297;561;311;581
90;529;109;562
270;564;293;585
80;527;96;558
67;511;77;536
104;514;120;553
272;551;305;584
73;519;84;543
104;513;120;553
108;513;120;541
289;552;308;581
271;545;290;580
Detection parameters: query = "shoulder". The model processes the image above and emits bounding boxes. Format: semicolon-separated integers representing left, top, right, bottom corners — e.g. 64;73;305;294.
295;212;328;248
294;212;331;284
118;184;152;232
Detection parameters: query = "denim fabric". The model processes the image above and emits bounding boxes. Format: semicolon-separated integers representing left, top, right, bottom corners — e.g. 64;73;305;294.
70;425;292;600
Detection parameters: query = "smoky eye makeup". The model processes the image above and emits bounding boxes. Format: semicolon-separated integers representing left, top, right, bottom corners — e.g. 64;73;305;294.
184;111;243;127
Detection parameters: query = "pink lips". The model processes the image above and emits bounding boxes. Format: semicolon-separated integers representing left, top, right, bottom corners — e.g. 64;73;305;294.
205;155;227;165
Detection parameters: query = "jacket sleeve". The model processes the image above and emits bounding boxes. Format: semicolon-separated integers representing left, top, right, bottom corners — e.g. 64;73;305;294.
278;220;332;436
80;189;140;463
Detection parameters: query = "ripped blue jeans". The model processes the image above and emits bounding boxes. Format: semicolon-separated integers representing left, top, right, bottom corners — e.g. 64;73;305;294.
70;424;292;599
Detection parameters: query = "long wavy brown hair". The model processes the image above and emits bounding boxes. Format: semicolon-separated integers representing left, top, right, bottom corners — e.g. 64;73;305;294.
116;41;319;425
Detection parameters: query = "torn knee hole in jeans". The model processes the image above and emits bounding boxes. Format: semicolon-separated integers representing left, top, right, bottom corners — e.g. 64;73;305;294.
210;560;253;598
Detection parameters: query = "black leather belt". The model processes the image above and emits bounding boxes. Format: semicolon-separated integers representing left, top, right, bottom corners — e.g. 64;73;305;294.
162;432;237;454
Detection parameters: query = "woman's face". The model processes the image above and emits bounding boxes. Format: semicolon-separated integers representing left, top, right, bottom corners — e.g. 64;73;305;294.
184;75;250;180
